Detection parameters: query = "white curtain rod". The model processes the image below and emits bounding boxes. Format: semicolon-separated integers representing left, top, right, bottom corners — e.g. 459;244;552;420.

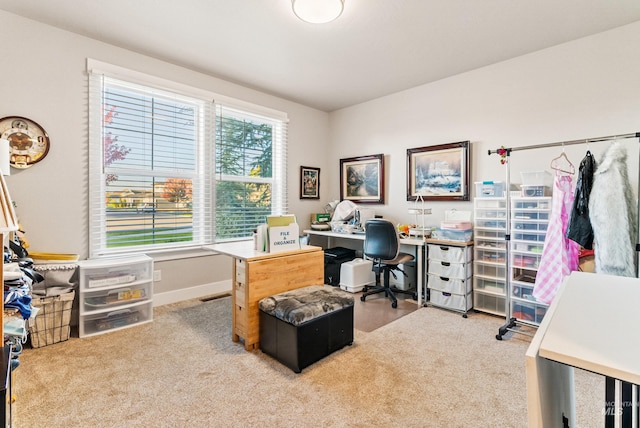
488;132;640;156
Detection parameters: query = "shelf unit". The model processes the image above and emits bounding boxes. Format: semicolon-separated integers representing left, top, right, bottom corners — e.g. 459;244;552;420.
78;254;153;337
426;239;474;317
508;196;552;327
473;197;507;316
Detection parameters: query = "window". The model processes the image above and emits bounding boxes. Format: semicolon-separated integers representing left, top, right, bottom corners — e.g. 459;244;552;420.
215;105;288;240
88;61;288;257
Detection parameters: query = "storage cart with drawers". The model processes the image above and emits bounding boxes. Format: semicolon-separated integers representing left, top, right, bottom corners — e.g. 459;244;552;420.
508;196;552;327
426;239;474;317
78;254;154;337
473;196;508;316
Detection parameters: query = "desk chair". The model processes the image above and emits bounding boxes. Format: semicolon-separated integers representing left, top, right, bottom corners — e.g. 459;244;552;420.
360;219;416;308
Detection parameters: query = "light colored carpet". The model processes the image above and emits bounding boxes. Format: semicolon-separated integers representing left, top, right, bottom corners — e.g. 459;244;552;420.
14;296;604;427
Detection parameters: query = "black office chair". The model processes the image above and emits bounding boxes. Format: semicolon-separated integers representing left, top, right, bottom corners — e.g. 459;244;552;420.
360;219;416;308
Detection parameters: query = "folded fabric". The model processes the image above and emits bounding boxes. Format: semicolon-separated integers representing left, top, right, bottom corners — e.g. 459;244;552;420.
4;318;25;338
4;294;32;319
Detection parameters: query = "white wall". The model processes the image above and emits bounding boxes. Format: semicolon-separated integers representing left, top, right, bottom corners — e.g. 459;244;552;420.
3;9;640;302
0;10;330;299
328;21;640;228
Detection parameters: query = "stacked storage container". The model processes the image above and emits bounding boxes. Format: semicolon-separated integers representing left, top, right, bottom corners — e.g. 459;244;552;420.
427;242;474;316
509;196;552;325
473;195;508;316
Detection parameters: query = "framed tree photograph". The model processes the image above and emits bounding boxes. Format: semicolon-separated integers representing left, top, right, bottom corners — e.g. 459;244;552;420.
340;153;385;204
300;166;320;199
407;141;470;201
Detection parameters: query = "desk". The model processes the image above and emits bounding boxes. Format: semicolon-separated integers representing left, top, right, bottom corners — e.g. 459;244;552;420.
303;229;426;306
208;242;324;351
526;271;640;427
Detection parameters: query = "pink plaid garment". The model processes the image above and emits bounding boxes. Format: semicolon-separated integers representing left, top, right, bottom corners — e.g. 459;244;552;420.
532;174;580;305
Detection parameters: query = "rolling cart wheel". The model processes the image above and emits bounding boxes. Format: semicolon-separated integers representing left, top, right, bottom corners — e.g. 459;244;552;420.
360;296;366;302
462;313;468;318
391;301;397;308
496;334;503;341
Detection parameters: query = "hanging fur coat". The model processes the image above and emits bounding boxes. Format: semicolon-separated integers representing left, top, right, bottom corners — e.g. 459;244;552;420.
589;142;638;277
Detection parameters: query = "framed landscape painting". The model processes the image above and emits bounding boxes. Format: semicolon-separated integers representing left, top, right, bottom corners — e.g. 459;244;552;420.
340;154;384;204
407;141;470;201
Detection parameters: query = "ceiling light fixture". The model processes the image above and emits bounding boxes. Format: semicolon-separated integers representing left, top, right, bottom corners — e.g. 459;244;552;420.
292;0;344;24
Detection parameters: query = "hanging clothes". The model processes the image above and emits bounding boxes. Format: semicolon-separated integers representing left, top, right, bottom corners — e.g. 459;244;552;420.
532;174;580;305
589;142;637;277
566;150;596;249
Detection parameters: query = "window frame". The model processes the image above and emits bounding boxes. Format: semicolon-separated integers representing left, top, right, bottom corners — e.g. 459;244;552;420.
87;59;288;258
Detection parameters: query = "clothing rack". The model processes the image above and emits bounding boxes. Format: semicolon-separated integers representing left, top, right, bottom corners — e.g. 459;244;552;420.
489;132;640;427
488;131;640;338
487;132;640;156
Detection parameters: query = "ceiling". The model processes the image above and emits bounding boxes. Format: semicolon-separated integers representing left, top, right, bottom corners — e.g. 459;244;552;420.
2;0;640;112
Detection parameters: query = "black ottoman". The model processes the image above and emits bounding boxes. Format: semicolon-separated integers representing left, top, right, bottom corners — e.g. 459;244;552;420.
259;285;354;373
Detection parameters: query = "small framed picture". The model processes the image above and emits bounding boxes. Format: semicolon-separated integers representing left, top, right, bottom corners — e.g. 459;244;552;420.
407;141;470;201
300;166;320;199
340;153;385;204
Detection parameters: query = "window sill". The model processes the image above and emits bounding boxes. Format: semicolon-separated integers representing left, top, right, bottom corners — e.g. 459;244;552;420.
146;247;219;262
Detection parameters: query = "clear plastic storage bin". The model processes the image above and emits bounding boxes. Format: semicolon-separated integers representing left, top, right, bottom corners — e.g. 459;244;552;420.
473;277;506;294
473;291;506;315
475;181;505;197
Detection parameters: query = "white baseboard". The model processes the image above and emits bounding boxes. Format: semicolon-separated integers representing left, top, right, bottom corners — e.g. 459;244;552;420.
153;279;232;307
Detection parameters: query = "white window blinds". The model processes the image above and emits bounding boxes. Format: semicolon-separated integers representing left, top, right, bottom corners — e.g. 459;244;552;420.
88;72;214;257
215;105;288;240
88;61;288;256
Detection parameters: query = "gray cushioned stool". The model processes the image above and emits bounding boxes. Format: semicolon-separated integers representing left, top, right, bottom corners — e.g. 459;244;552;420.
259;285;354;373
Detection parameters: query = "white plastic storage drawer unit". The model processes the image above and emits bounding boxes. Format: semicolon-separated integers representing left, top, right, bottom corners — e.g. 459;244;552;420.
508;196;551;327
426;240;473;317
79;254;154;337
473;195;507;316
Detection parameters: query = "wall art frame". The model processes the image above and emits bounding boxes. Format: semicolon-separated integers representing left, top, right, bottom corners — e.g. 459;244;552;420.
406;141;470;201
340;153;385;204
300;166;320;199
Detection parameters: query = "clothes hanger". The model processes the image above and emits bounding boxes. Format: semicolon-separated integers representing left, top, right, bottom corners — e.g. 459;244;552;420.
550;146;575;175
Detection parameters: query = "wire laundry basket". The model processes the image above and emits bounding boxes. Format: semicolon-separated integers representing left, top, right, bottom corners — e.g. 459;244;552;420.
28;291;75;348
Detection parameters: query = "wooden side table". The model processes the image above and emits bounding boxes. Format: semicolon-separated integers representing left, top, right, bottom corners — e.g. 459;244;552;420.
209;242;324;350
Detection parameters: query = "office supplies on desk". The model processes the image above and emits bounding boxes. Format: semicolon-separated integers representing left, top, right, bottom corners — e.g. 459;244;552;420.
267;214;297;228
354;207;375;231
266;215;299;253
332;200;357;221
408;194;432;237
310;213;331;230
